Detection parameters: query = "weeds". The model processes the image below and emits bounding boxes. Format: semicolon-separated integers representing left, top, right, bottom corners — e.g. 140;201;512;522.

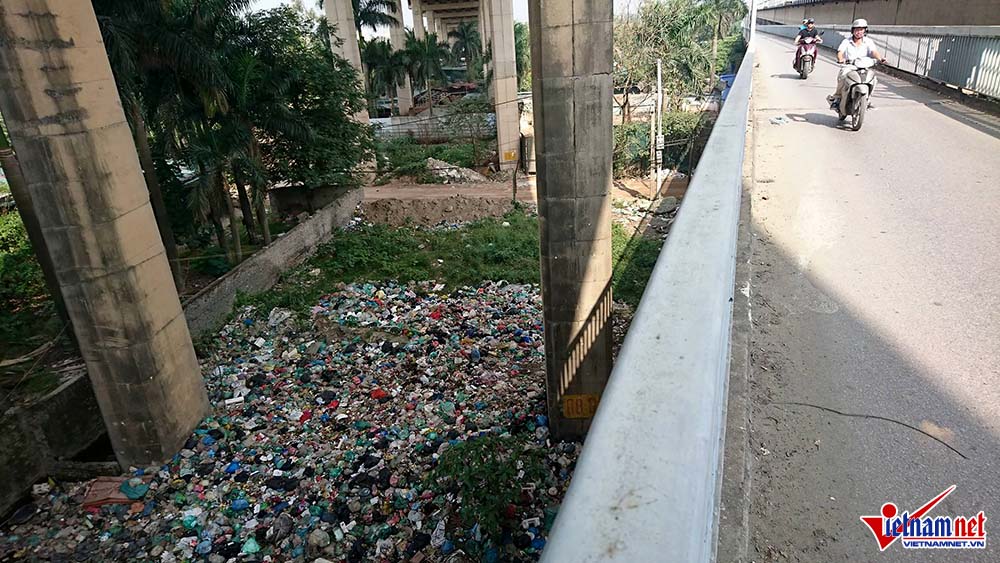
427;434;549;545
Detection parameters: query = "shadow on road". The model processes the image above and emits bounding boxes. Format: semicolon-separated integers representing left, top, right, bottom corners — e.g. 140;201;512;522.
739;212;1000;563
783;112;858;130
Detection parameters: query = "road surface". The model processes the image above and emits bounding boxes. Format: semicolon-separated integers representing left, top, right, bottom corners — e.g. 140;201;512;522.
739;34;1000;562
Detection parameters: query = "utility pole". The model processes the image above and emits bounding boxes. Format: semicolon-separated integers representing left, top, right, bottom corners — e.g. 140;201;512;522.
0;0;209;466
655;59;664;199
530;0;615;440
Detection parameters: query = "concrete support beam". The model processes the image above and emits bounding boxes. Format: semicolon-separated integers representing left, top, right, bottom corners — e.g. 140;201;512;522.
413;0;425;40
529;0;614;439
0;1;209;465
489;0;519;169
425;10;436;37
480;0;491;57
325;0;369;121
425;1;481;10
391;0;414;114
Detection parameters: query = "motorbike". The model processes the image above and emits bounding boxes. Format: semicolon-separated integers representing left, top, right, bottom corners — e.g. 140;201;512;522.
794;33;823;79
832;56;878;131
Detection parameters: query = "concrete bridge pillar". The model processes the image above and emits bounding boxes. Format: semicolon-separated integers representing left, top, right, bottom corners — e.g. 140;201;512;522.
391;0;414;115
425;9;436;38
0;0;209;466
529;0;615;439
412;0;425;40
485;0;519;169
325;0;369;121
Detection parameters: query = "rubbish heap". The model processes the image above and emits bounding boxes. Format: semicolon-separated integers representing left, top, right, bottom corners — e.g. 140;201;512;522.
1;282;580;562
425;159;491;184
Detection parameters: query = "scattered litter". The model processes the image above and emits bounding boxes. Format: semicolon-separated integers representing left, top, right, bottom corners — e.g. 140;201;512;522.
2;281;590;562
81;476;153;508
770;116;791;125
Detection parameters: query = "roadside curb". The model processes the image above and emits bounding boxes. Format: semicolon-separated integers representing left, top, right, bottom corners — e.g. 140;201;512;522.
717;52;758;563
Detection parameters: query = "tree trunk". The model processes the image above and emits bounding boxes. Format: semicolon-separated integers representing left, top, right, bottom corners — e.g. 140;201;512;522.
206;174;231;260
710;16;721;93
0;129;71;329
234;175;257;245
127;99;182;289
255;191;271;246
219;169;242;264
428;75;434;117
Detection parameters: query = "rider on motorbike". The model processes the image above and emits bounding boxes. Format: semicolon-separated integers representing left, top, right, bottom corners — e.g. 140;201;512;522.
828;19;886;107
794;19;820;69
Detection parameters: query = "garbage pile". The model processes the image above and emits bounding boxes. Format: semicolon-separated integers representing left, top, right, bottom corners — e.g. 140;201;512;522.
1;282;581;562
611;196;679;240
426;159;491;184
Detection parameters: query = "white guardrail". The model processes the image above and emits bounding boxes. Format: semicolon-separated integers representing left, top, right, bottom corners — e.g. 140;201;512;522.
539;45;755;563
760;24;1000;99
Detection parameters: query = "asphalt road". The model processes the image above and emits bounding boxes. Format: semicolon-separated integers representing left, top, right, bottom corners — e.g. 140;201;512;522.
740;34;1000;562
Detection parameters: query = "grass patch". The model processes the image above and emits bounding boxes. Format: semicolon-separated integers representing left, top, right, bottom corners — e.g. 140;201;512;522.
427;434;549;549
376;137;490;183
0;212;62;358
0;179;9;195
611;222;662;307
238;211;665;317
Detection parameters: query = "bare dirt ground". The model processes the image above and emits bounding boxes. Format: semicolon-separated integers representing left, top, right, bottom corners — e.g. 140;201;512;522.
363;176;687;234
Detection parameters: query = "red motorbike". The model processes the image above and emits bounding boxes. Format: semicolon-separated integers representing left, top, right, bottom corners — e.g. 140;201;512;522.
794;34;823;79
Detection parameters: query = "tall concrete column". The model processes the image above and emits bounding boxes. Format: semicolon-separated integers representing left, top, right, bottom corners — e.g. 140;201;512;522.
529;0;614;439
0;1;209;465
325;0;369;121
424;10;436;38
479;0;490;54
413;0;425;40
391;0;414;115
490;0;519;169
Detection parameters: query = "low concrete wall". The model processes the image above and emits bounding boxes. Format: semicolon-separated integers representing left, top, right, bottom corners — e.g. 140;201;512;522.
182;187;362;336
0;373;105;514
269;184;353;217
759;0;1000;26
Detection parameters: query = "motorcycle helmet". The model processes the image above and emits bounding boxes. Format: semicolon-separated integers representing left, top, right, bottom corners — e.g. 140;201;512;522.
852;18;869;30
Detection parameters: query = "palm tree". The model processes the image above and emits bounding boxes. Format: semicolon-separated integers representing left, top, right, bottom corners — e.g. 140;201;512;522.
698;0;747;91
363;39;409;116
353;0;398;33
94;0;226;287
405;32;449;116
316;0;398;34
448;21;481;65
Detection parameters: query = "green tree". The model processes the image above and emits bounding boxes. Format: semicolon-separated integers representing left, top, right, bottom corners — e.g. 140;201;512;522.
698;0;748;90
315;0;398;34
363;38;409;116
405;32;449;116
514;21;531;91
448;21;481;65
94;0;231;284
262;10;372;190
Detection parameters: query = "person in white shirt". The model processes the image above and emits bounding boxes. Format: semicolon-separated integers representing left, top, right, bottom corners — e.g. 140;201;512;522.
828;19;886;106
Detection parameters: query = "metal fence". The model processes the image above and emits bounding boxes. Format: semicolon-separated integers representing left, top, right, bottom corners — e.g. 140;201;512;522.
539;45;755;563
760;24;1000;99
371;113;496;141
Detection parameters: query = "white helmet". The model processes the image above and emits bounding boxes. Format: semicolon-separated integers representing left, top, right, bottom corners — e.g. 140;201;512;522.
852;18;869;29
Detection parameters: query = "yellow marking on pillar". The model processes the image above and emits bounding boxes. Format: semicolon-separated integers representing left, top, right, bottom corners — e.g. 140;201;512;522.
563;394;600;419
